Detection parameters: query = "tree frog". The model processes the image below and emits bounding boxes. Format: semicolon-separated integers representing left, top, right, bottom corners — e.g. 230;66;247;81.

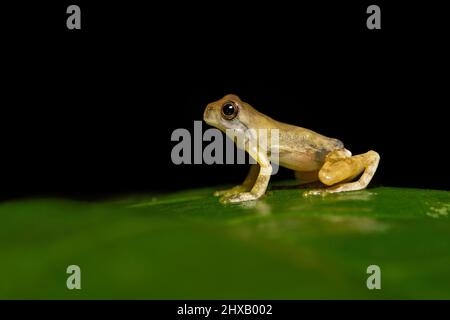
203;94;380;203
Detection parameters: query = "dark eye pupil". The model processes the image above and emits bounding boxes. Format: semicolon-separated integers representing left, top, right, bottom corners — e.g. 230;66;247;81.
222;103;235;116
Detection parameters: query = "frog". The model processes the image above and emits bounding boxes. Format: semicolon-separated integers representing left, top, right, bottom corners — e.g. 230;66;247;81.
203;94;380;203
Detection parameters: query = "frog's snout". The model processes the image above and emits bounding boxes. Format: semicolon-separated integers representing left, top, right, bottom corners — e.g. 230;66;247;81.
203;104;214;125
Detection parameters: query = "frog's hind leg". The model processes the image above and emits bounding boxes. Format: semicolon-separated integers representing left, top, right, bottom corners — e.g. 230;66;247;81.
304;150;380;196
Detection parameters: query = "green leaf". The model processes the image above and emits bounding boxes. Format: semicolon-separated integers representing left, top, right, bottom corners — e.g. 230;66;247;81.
0;186;449;299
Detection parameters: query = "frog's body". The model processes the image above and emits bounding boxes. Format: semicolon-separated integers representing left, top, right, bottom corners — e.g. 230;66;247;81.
204;94;380;203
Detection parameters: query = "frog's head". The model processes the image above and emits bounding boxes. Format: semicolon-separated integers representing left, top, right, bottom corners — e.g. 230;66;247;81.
203;94;255;133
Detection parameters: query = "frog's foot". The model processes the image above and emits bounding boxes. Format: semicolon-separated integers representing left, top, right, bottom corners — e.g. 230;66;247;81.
302;184;356;197
304;150;380;196
214;185;249;197
220;192;260;204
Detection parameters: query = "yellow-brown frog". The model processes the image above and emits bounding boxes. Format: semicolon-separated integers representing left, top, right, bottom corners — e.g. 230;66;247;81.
204;94;380;203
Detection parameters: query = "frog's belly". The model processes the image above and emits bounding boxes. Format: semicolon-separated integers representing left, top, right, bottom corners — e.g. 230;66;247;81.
276;151;324;171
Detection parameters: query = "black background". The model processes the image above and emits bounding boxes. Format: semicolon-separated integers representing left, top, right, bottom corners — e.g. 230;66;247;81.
2;1;449;199
1;300;448;319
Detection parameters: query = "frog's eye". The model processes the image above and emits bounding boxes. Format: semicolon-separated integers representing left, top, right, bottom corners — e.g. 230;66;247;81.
221;102;238;120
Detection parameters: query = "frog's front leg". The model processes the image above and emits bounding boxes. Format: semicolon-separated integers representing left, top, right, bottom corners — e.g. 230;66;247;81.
304;150;380;196
214;164;260;197
220;148;272;204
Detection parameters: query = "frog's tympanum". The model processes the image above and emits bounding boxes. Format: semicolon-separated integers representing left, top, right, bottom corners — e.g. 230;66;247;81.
203;94;380;203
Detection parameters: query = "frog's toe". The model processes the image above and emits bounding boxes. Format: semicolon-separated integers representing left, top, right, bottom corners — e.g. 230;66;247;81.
220;192;259;204
214;185;247;197
214;190;226;197
214;190;237;197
